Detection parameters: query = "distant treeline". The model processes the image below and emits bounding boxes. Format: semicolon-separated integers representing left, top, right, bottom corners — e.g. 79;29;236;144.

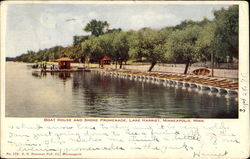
6;57;16;61
15;5;238;73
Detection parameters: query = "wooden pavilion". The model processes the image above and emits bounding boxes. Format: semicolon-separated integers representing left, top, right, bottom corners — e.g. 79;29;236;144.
99;56;111;68
55;57;73;69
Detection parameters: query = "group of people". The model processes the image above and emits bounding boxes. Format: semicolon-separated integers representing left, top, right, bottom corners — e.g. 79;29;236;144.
32;63;57;71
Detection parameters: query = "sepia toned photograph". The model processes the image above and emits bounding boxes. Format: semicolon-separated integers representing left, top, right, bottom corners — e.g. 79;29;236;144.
5;2;239;118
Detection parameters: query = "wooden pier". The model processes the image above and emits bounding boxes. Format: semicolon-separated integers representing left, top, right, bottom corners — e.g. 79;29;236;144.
33;68;91;73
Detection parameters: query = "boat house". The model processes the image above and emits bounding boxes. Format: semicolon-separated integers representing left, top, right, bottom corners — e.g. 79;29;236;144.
100;56;111;68
55;57;73;69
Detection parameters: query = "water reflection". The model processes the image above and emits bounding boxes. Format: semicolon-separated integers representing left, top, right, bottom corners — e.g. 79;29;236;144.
72;73;131;117
58;72;71;81
70;72;238;118
32;71;71;82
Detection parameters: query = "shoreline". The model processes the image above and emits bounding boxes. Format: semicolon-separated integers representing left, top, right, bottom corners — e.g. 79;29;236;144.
6;61;238;79
7;62;239;96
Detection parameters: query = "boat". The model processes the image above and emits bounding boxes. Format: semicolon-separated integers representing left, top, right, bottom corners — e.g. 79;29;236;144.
192;68;210;76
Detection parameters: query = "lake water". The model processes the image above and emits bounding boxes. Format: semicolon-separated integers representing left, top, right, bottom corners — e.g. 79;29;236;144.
5;62;238;118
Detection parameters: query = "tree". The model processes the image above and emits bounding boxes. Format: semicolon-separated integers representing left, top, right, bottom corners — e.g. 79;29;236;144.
81;36;106;62
129;28;167;71
84;19;109;37
111;31;130;69
73;35;89;46
164;25;201;74
60;44;83;61
128;30;144;62
81;30;129;68
174;20;197;30
106;28;122;33
212;5;239;61
196;20;216;62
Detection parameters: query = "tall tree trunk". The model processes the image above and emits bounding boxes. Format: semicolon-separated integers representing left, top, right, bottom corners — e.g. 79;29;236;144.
119;60;123;69
148;61;157;72
211;52;214;77
184;61;190;74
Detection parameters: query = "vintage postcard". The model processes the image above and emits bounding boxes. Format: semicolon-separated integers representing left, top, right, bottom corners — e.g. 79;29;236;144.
1;1;249;158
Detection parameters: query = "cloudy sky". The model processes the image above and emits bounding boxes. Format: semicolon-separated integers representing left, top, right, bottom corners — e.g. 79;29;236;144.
5;2;231;57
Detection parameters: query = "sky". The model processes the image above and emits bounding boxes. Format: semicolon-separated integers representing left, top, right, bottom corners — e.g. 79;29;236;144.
5;3;231;57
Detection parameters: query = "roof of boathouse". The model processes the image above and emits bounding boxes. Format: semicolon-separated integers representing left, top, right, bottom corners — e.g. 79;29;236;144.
100;56;111;61
55;57;73;62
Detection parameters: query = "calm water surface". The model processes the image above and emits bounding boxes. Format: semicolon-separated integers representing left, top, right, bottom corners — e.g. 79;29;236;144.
6;62;238;118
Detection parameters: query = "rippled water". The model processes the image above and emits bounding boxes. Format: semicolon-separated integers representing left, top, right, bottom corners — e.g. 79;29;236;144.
5;62;238;118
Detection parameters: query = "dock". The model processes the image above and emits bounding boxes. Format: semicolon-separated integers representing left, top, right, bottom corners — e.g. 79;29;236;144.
33;68;91;73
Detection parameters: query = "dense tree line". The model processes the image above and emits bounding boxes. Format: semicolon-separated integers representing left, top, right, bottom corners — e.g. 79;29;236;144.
15;5;238;73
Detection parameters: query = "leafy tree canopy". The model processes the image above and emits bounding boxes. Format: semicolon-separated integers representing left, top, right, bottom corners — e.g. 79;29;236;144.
84;19;109;37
